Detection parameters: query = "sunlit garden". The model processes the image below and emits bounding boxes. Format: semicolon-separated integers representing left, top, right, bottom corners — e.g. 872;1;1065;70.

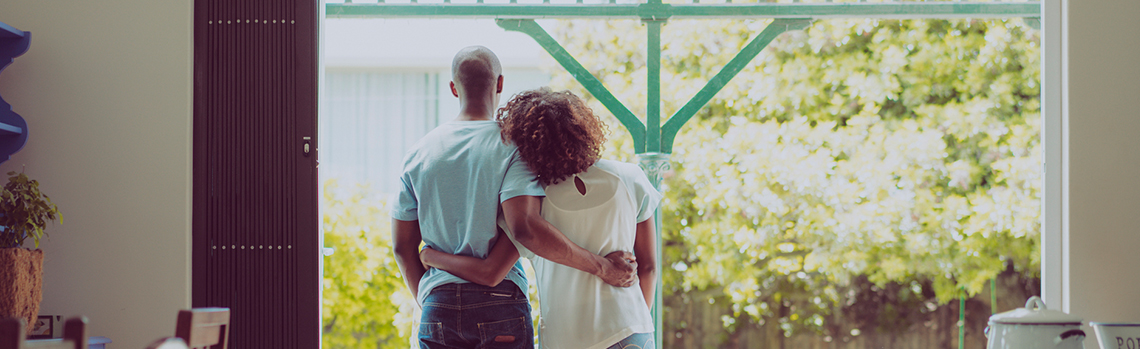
321;16;1041;348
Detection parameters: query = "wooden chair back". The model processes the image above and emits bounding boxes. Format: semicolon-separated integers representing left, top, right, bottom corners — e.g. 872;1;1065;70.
144;337;190;349
0;317;88;349
174;308;229;349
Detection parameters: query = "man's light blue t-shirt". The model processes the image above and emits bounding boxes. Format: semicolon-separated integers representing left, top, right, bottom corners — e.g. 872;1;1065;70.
391;120;545;304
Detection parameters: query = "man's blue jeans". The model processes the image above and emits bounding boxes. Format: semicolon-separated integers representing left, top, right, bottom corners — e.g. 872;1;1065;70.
419;281;534;349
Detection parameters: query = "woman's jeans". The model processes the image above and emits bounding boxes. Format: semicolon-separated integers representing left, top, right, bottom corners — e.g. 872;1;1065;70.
607;332;655;349
419;281;533;349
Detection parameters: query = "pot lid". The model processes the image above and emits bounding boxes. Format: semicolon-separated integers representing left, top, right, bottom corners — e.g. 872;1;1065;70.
989;296;1083;324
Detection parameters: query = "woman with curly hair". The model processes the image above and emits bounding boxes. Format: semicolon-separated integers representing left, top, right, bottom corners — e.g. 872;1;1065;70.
419;87;661;349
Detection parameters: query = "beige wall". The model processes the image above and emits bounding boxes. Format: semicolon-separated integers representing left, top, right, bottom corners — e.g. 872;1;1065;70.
1065;0;1140;348
0;1;192;348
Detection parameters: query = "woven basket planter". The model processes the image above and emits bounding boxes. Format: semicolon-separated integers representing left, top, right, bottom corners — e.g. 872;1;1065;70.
0;248;43;335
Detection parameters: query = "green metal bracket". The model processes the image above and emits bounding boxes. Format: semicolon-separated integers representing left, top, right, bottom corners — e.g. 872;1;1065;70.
495;17;808;154
660;18;811;153
1026;17;1041;30
497;19;648;153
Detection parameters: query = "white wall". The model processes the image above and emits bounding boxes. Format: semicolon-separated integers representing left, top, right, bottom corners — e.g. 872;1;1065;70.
1065;0;1140;348
0;1;191;348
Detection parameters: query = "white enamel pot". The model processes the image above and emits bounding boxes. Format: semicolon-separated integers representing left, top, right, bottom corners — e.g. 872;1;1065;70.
986;296;1086;349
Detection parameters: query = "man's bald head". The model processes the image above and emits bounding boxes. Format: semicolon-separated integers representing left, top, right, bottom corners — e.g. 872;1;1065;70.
451;46;502;98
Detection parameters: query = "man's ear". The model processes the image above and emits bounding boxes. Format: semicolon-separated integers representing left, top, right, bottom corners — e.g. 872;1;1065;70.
496;75;504;94
450;81;459;98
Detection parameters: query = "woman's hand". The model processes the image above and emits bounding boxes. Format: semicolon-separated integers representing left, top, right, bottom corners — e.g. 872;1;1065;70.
419;246;434;271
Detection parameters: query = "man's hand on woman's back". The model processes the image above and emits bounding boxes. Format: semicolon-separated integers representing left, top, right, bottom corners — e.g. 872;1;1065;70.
503;195;640;288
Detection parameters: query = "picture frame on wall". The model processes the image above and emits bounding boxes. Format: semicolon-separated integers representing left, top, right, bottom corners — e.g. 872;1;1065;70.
29;315;53;339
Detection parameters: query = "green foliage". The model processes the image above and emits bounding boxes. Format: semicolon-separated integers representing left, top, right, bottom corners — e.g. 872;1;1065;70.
0;171;62;248
321;180;418;349
547;17;1040;337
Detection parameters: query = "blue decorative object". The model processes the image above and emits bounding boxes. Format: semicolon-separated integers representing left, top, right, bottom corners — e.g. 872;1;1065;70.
0;21;29;164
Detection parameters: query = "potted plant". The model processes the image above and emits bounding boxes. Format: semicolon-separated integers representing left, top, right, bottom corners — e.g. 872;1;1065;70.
0;171;60;334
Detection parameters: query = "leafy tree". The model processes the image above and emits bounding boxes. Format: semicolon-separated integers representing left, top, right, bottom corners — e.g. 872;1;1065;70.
545;16;1040;342
321;180;418;348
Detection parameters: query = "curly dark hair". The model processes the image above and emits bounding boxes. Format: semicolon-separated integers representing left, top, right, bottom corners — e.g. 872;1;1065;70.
497;88;608;186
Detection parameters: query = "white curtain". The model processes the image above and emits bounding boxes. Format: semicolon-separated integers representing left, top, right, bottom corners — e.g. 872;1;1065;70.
320;71;441;196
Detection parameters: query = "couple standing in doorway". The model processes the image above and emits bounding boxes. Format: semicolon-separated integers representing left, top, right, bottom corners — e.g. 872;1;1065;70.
390;46;661;349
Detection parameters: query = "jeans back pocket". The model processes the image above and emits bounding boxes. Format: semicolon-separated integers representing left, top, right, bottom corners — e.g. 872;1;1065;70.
418;321;445;347
477;316;532;348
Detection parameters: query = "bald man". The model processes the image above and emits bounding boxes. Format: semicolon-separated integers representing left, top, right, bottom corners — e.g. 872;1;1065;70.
391;46;637;348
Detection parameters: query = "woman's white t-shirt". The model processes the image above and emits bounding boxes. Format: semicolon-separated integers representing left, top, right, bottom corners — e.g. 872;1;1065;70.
504;159;662;349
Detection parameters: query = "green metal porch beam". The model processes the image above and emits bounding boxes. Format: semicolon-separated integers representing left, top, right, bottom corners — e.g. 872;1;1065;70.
660;18;811;153
497;19;648;153
669;2;1039;19
646;20;662;153
327;2;1041;20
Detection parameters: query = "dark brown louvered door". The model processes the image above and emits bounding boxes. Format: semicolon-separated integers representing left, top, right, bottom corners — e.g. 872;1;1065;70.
192;1;319;348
